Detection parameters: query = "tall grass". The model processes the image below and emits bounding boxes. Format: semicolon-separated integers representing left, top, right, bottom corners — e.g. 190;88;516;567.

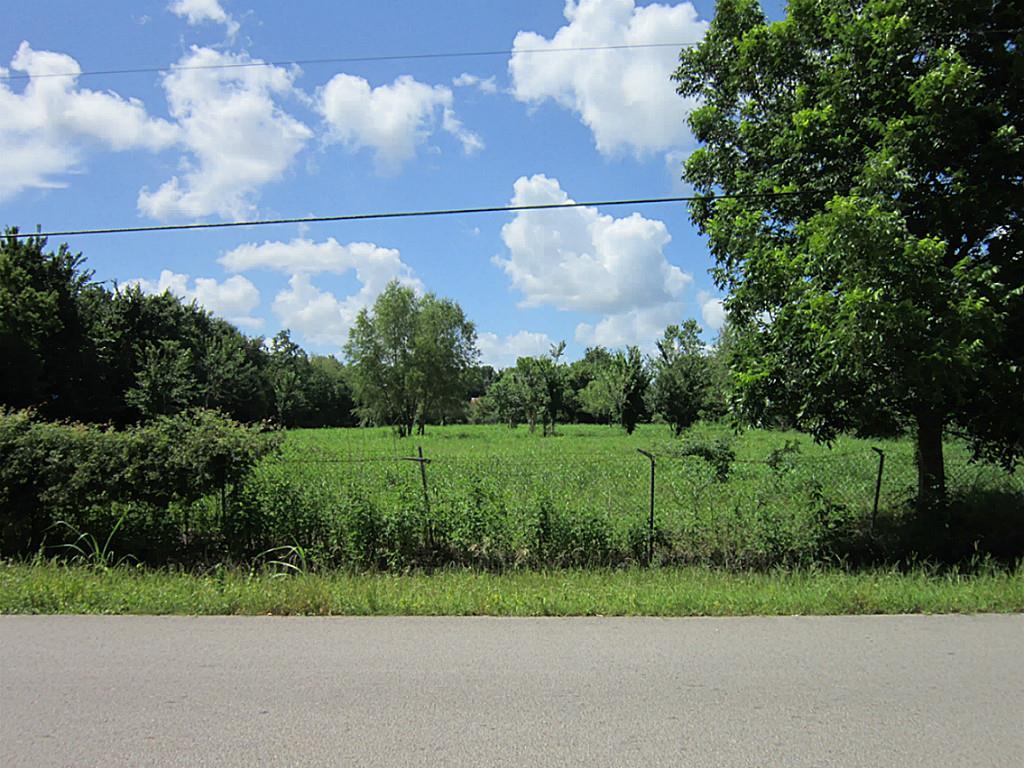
27;424;1024;571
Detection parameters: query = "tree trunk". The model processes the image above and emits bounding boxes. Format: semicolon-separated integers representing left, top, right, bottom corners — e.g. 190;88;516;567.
915;413;947;512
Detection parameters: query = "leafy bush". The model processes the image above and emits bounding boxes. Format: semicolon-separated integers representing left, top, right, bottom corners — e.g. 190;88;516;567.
672;433;737;482
0;408;282;556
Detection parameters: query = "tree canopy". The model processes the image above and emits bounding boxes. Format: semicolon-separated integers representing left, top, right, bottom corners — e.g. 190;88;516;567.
576;345;650;433
344;281;478;436
650;320;711;436
674;0;1024;504
0;230;355;428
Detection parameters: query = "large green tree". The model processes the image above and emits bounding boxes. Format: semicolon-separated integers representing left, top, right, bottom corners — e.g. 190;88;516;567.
345;281;477;436
674;0;1023;506
125;340;198;418
266;330;310;426
486;367;532;428
565;346;615;423
0;230;94;417
304;355;357;428
411;293;481;433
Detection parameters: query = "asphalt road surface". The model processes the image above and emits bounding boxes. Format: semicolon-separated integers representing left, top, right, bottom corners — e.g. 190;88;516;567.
2;615;1022;767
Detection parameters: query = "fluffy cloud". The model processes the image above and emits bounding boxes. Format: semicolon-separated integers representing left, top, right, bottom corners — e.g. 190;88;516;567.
220;237;421;290
575;303;684;348
452;72;498;94
127;270;262;329
0;42;178;200
271;274;352;346
221;237;422;347
318;74;483;171
509;0;706;155
497;173;690;306
138;47;312;220
698;290;726;332
495;174;691;348
477;330;556;369
168;0;239;38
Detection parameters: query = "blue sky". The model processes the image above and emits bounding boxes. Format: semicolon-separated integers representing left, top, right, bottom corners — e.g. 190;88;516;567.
2;1;784;367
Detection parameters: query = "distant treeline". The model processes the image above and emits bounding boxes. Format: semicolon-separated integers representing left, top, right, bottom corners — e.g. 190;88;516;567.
2;230;730;434
1;231;354;428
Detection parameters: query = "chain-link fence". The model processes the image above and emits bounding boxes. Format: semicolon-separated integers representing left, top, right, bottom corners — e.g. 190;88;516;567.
218;443;1021;570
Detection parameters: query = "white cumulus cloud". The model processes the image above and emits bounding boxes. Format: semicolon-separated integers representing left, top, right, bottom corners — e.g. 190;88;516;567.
126;270;262;329
575;303;684;349
495;174;692;349
138;47;312;220
496;174;690;309
168;0;239;38
221;237;423;348
220;237;421;290
477;330;557;369
509;0;706;156
318;73;483;171
0;42;179;200
271;274;353;347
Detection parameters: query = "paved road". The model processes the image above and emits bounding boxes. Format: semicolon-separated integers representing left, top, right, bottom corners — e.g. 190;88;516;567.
2;615;1022;767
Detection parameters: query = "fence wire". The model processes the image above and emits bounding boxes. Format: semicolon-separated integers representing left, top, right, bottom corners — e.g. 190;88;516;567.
236;444;1021;569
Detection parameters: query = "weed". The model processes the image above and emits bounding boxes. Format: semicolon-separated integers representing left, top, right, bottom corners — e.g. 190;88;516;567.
49;515;136;570
255;543;312;578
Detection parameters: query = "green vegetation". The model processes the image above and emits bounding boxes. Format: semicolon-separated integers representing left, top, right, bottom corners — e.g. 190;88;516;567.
345;281;478;436
0;230;355;428
650;320;712;436
1;4;1020;618
4;421;1019;572
3;561;1020;616
0;409;280;558
674;0;1024;507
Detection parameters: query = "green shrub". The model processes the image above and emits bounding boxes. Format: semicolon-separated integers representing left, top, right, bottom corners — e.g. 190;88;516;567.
0;408;282;556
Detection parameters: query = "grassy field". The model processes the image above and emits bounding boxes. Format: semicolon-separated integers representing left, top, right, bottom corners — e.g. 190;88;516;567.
32;423;1024;571
238;423;1020;567
3;561;1021;616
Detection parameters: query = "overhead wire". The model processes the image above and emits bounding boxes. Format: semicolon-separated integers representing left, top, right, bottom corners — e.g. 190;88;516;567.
10;191;803;240
0;41;700;81
2;26;1019;82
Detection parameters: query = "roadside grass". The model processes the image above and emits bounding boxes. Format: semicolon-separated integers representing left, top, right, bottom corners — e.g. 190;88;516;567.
2;560;1021;616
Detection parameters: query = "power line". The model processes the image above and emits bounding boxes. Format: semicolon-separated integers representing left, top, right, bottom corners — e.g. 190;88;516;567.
3;25;1019;82
10;192;800;240
0;42;699;82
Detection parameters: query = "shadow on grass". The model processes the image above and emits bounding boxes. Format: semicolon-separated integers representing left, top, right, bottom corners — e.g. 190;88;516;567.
865;488;1024;568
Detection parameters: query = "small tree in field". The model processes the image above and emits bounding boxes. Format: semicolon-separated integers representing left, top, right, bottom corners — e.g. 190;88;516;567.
580;346;650;433
487;369;530;427
651;320;710;436
345;281;477;436
617;346;649;434
266;330;309;426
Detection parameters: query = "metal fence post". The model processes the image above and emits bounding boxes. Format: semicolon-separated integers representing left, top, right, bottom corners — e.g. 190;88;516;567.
870;447;885;535
402;447;432;549
638;449;656;567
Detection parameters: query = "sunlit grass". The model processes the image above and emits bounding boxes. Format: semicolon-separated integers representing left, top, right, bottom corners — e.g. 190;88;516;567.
3;560;1021;616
